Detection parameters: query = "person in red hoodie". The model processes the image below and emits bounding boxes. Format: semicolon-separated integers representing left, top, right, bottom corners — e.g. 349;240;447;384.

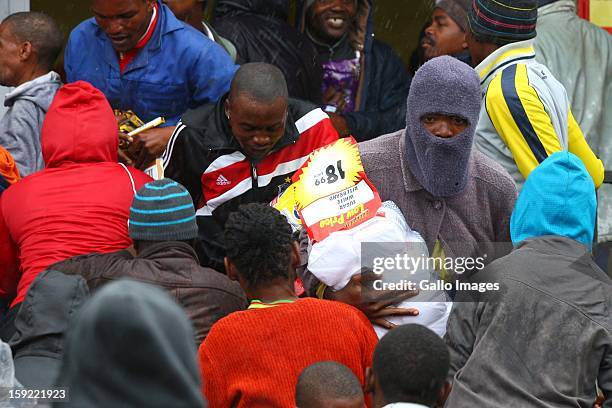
0;81;151;340
198;203;378;408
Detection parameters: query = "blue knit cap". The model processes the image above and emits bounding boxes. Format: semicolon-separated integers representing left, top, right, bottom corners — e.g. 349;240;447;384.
510;152;596;249
129;179;198;241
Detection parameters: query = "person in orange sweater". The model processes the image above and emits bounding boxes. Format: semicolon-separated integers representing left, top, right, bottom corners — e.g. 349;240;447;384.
0;145;19;188
0;145;19;316
198;203;378;408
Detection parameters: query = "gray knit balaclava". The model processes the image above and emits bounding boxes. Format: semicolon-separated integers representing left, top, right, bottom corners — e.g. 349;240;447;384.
129;178;198;241
405;55;481;197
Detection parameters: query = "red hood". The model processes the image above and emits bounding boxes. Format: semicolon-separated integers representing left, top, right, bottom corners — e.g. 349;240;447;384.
42;81;118;167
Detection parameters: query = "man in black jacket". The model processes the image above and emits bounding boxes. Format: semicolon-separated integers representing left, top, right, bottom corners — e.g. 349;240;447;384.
302;0;411;141
49;178;247;346
213;0;323;103
162;63;338;272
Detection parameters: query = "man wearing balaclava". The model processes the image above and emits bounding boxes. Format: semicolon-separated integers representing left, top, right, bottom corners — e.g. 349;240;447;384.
356;55;517;280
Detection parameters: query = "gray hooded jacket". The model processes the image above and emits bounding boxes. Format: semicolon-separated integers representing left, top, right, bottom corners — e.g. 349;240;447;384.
53;280;205;408
9;270;89;389
0;71;62;177
445;152;612;407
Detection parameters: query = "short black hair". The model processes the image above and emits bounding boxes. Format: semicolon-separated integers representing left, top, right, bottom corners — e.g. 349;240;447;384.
2;12;63;70
295;361;364;408
224;203;293;288
229;62;289;103
373;324;449;406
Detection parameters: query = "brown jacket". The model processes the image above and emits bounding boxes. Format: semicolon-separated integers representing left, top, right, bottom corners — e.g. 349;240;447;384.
49;242;247;345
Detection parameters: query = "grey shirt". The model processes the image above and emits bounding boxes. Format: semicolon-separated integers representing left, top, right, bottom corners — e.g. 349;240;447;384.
0;72;62;177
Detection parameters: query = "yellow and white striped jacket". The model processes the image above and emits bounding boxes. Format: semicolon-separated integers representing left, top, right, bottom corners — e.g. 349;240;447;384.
474;39;604;190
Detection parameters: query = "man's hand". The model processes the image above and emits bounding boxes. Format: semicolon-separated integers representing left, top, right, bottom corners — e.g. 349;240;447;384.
323;86;347;112
328;113;351;137
324;273;419;330
322;86;351;137
130;126;175;170
117;131;135;166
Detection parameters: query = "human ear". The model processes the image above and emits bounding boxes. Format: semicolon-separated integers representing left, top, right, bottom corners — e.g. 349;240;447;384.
224;99;231;120
435;381;452;407
364;367;375;394
19;41;32;62
290;241;301;270
225;257;238;281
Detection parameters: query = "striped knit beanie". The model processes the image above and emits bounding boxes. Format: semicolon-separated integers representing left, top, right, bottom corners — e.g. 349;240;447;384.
436;0;470;32
128;179;198;241
468;0;537;45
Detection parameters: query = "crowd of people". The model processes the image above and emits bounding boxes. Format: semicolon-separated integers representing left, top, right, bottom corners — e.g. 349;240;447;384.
0;0;610;407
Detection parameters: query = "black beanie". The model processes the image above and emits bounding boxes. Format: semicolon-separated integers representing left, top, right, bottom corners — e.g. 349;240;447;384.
129;179;198;241
468;0;537;45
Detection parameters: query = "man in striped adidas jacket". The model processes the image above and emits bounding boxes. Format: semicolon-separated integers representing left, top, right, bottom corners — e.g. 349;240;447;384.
467;0;604;191
162;63;339;271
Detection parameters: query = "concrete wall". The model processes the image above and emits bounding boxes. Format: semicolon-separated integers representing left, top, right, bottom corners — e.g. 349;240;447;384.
0;0;30;117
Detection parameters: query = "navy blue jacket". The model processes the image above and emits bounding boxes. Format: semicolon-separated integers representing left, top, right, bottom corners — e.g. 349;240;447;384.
64;1;238;126
213;0;323;104
344;37;412;141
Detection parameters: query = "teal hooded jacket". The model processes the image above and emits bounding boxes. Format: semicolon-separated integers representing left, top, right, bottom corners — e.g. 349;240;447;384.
510;151;596;249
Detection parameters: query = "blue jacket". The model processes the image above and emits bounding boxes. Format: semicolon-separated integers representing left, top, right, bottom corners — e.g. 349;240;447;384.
64;1;238;126
510;151;596;249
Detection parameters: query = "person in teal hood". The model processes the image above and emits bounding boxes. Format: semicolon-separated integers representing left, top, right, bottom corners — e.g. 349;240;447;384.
510;151;596;250
443;152;611;407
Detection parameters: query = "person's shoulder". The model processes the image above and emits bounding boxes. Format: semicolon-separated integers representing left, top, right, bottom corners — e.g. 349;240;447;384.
289;102;337;144
0;168;48;206
471;150;518;197
68;17;98;40
167;20;210;46
371;38;399;56
181;102;219;128
126;166;153;188
204;306;257;339
359;130;403;157
299;298;370;321
370;38;404;65
192;266;246;298
163;13;227;55
288;98;319;120
176;103;228;149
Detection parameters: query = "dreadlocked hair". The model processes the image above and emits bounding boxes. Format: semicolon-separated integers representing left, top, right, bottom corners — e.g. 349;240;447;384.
224;203;293;288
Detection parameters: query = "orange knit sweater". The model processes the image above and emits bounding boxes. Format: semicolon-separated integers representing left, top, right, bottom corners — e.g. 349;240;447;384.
198;298;378;408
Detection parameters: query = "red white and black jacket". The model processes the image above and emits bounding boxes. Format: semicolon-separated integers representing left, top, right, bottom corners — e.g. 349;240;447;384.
162;96;338;271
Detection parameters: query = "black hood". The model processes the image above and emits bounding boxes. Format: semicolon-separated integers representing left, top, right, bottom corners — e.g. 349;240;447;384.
53;280;204;408
10;270;89;388
214;0;290;20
